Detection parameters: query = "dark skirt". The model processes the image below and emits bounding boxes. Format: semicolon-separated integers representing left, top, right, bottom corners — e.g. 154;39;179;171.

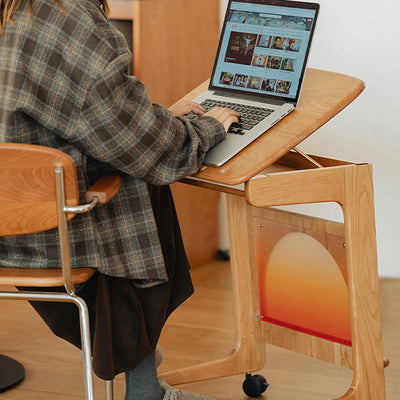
20;184;194;380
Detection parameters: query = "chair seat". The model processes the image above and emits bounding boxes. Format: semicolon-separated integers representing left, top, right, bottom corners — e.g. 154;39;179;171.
0;267;96;287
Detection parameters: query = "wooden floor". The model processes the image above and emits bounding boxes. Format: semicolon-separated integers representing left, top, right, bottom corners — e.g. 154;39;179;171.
0;261;399;399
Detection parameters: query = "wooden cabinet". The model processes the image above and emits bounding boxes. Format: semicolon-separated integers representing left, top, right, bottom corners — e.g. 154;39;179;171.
108;0;221;266
108;0;220;106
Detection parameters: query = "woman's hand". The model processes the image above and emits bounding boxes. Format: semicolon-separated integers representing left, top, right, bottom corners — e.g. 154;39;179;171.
169;101;240;132
169;101;206;117
204;107;240;132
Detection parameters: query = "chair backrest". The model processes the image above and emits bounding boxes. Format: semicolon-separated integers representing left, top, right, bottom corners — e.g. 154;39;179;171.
0;143;79;236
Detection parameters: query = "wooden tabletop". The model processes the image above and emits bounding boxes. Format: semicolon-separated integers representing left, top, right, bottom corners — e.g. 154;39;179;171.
178;68;365;186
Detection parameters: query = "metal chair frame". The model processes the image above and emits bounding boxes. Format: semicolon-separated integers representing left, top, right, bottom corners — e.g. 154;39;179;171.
0;143;120;400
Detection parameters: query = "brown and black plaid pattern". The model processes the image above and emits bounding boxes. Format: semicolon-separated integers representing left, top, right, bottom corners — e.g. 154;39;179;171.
0;0;226;286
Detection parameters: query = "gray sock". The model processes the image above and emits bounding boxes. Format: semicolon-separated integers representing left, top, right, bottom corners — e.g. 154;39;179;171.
124;351;165;400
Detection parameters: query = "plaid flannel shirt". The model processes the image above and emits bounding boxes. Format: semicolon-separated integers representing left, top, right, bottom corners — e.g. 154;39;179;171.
0;0;226;286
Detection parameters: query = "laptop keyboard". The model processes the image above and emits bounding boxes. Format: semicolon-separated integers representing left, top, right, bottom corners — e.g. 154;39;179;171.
185;99;274;135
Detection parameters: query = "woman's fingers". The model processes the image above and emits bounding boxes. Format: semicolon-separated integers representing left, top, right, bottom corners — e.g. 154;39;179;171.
169;101;206;116
170;102;241;132
204;107;241;131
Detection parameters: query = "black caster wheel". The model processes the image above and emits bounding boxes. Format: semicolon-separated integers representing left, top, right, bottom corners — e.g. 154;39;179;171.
242;372;269;398
217;249;230;261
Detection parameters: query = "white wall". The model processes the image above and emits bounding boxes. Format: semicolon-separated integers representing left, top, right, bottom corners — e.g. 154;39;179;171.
219;0;400;277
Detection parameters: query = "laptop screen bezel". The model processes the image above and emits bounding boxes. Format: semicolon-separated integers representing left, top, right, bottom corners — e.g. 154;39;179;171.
208;0;320;105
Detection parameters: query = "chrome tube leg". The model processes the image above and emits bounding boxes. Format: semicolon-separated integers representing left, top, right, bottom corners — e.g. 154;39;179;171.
106;380;114;400
74;296;94;400
0;291;95;398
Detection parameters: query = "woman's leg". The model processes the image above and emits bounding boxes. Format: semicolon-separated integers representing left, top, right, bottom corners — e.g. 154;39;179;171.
124;351;165;400
124;348;215;400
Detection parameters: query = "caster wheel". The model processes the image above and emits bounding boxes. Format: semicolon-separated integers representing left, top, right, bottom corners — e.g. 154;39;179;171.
242;372;269;397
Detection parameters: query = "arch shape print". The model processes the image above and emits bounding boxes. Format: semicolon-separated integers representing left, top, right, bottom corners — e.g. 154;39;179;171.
259;232;351;345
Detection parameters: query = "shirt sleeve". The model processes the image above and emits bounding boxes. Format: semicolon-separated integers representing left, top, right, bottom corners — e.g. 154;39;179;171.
67;51;226;185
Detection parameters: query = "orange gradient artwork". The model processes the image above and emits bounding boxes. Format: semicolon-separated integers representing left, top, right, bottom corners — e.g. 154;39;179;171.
258;232;352;345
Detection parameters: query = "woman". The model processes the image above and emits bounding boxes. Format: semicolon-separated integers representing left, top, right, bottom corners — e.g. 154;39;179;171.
0;0;239;398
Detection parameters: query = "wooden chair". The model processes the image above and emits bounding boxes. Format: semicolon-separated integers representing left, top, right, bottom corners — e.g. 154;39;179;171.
0;143;121;400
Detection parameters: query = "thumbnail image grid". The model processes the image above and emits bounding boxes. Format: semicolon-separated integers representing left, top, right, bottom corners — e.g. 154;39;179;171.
224;32;300;74
219;70;292;95
221;31;300;95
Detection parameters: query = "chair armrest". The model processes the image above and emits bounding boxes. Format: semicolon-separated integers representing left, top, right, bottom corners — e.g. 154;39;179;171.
85;173;121;204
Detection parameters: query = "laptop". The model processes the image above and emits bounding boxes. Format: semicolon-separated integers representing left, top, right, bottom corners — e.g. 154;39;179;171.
188;0;319;166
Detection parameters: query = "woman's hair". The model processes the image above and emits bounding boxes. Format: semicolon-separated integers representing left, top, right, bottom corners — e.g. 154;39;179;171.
1;0;26;34
0;0;109;34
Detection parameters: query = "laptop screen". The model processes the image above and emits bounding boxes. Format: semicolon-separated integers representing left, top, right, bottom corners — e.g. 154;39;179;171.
209;0;319;103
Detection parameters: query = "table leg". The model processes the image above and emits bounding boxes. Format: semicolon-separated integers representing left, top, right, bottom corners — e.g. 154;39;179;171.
160;194;265;385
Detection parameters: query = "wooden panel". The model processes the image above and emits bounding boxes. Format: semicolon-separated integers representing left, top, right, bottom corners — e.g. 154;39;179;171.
107;0;134;20
250;205;345;239
258;321;353;369
133;0;220;106
108;0;220;105
245;165;347;207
